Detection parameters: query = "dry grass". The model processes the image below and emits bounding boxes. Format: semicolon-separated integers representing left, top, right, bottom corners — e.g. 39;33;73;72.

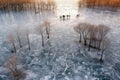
79;0;120;8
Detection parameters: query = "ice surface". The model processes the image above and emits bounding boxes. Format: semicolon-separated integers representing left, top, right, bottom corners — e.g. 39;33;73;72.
0;8;120;80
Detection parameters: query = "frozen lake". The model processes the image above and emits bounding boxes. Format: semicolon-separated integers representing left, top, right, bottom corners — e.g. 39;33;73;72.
0;0;120;80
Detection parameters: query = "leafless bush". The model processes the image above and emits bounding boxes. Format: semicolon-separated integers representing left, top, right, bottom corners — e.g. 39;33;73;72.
5;54;26;80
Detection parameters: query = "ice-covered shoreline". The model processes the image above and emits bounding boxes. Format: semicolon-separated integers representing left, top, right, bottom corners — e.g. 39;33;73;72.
0;8;120;80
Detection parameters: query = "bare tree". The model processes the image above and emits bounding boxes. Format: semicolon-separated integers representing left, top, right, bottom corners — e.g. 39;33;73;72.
25;30;31;51
97;24;110;49
5;54;26;80
74;23;83;43
87;24;97;51
35;23;45;47
74;23;110;51
44;20;51;39
8;33;16;53
100;37;110;62
15;27;22;48
80;23;90;46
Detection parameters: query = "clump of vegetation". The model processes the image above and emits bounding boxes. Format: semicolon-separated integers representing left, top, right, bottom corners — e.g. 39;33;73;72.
78;0;120;9
35;20;51;47
0;0;56;13
5;54;26;80
74;23;110;62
